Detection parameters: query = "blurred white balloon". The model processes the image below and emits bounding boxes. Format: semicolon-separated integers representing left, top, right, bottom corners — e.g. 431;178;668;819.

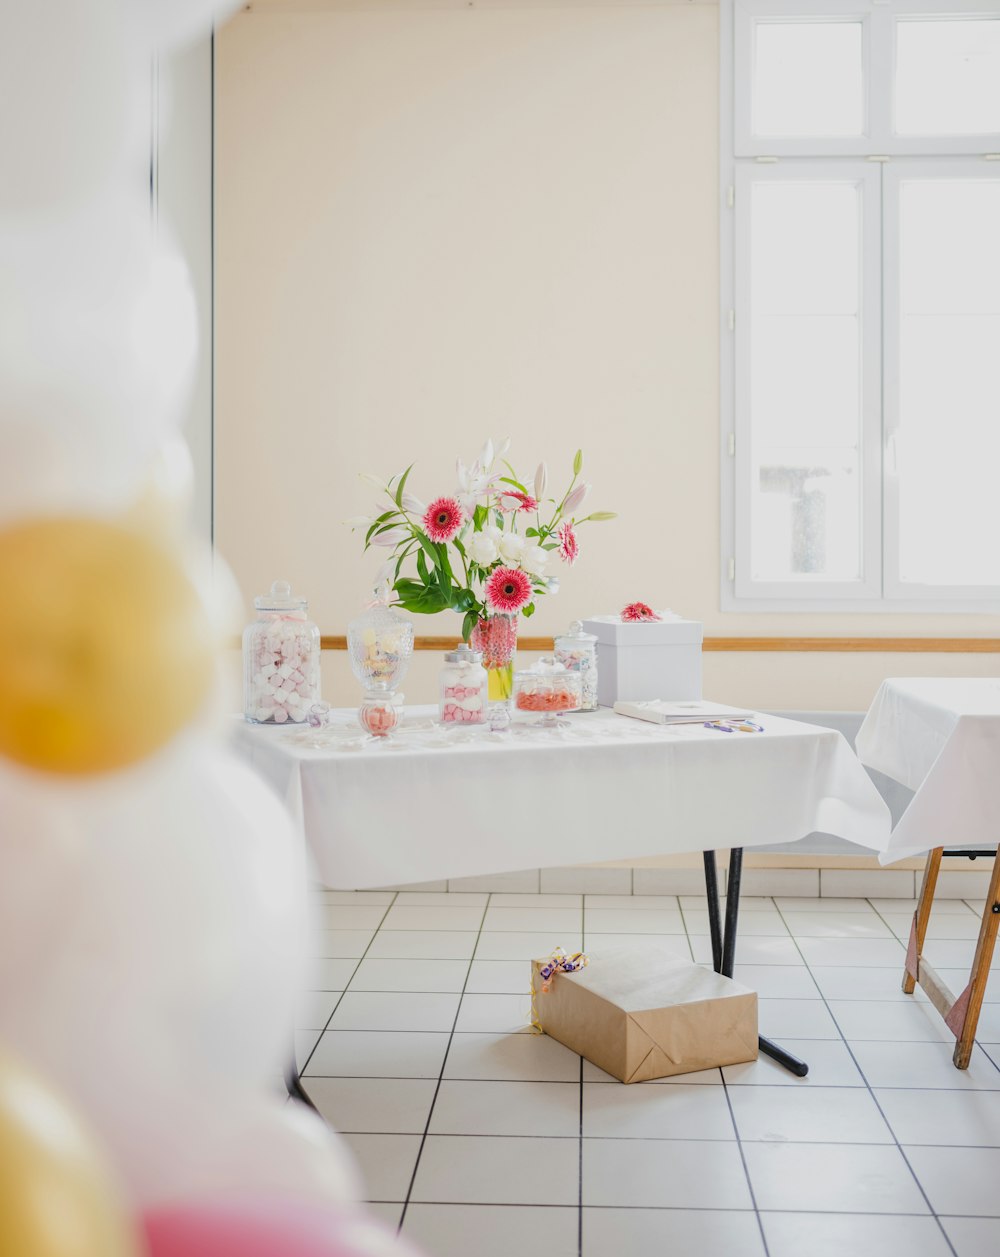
0;0;143;216
128;1090;363;1209
0;190;198;521
0;742;309;1168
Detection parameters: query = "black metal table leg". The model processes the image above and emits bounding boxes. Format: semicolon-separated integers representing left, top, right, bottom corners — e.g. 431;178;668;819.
704;847;808;1078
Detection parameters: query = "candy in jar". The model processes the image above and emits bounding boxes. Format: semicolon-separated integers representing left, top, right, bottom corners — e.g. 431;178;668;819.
439;643;487;725
512;657;582;728
243;580;321;724
359;684;401;738
554;620;598;712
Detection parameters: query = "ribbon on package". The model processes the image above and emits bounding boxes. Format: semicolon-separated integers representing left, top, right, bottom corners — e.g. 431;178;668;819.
530;947;589;1033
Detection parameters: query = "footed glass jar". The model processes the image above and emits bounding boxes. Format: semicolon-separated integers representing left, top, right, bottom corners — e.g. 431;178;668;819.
243;580;320;724
512;657;582;728
439;643;487;726
554;621;598;712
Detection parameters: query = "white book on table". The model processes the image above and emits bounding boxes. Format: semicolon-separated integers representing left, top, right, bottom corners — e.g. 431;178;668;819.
613;699;752;726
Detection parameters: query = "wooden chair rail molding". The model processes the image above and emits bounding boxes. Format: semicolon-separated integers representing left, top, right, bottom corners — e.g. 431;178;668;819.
320;634;1000;654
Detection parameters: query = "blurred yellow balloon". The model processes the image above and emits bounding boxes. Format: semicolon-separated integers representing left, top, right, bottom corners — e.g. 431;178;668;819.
0;1052;141;1257
0;517;214;775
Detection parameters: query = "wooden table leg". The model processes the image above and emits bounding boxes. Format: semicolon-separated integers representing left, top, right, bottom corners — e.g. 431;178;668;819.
903;847;942;995
950;848;1000;1069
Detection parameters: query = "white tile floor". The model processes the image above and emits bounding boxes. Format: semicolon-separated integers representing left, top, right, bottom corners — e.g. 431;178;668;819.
296;890;1000;1257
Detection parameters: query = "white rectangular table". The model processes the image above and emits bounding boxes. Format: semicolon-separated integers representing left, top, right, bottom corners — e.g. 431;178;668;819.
856;678;1000;1067
234;705;891;889
236;704;891;1079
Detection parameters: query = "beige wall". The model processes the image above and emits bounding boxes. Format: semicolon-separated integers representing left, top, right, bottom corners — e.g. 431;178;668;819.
215;2;997;712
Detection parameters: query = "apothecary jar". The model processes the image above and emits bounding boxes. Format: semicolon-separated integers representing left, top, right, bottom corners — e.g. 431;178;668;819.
243;580;321;724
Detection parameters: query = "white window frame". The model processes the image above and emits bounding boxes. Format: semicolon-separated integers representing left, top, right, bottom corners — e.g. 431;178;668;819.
721;0;1000;612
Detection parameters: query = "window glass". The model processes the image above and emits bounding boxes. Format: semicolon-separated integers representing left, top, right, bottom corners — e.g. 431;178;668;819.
896;179;1000;585
749;182;863;580
895;19;1000;136
753;21;864;137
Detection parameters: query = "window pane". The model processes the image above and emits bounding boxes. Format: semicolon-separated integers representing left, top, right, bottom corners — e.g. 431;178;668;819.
896;19;1000;136
896;179;1000;586
749;182;863;581
753;21;864;137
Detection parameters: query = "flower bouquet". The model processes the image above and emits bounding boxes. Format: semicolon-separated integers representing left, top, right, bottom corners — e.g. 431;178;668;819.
348;439;615;700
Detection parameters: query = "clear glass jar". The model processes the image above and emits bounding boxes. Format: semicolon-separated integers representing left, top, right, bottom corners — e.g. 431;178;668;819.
439;643;487;726
554;620;598;712
243;580;321;724
359;683;401;738
512;657;582;727
347;590;414;693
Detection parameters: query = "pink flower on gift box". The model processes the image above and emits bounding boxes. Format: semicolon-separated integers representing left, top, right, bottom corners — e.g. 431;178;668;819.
499;489;540;513
422;496;465;543
621;601;661;622
557;522;579;566
484;565;533;614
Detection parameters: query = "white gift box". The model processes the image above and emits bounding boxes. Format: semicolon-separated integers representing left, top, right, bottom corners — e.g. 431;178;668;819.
581;614;703;706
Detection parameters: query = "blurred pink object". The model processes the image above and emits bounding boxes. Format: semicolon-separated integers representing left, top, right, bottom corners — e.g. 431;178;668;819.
144;1200;424;1257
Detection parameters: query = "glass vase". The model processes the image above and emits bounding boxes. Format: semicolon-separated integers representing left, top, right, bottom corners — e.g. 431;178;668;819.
470;613;518;703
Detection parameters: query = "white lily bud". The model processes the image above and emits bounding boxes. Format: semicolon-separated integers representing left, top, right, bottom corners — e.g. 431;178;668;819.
563;481;591;516
359;472;389;494
533;462;547;500
370;525;410;547
495;436;512;460
480;438;495;470
401;492;427;515
343;515;373;528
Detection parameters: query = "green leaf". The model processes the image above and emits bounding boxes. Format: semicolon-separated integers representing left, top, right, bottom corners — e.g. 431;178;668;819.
453;537;467;559
452;587;476;612
364;509;400;547
573;449;583;475
416;531;441;569
394;463;414;509
498;475;528;494
416;548;430;584
461;609;479;642
541;542;558;551
525;527;538;538
522;602;535;618
473;504;488;530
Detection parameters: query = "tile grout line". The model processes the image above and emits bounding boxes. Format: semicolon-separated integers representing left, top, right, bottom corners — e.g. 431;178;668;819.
298;892;400;1079
396;891;493;1231
720;1066;770;1257
772;896;959;1257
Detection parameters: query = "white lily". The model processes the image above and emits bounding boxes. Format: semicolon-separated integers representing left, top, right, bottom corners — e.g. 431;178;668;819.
495;435;511;461
401;492;427;516
563;481;591;516
370;525;410;547
456;457;498;513
343;515;373;529
480;438;494;470
533;462;547;500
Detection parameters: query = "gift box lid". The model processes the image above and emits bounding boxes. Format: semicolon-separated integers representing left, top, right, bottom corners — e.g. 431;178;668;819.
581;615;703;647
538;944;752;1012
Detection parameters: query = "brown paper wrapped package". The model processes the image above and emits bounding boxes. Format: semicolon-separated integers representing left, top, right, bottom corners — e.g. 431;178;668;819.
531;945;758;1083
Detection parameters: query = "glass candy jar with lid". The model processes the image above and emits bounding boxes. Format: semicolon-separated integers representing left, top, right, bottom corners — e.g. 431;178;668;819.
512;657;582;728
347;586;414;694
359;682;401;738
243;580;321;724
554;620;598;712
439;643;487;726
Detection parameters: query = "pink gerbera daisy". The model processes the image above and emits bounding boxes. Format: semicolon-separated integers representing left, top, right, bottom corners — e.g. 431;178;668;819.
423;496;465;543
484;565;533;614
621;601;662;623
499;490;540;514
557;522;579;566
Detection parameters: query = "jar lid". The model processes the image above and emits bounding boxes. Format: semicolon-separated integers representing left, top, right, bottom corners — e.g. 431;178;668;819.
556;619;596;644
254;579;307;612
444;642;483;664
517;655;570;677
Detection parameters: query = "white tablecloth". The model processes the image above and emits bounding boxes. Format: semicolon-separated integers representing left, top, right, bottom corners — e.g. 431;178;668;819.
856;678;1000;863
232;705;890;889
